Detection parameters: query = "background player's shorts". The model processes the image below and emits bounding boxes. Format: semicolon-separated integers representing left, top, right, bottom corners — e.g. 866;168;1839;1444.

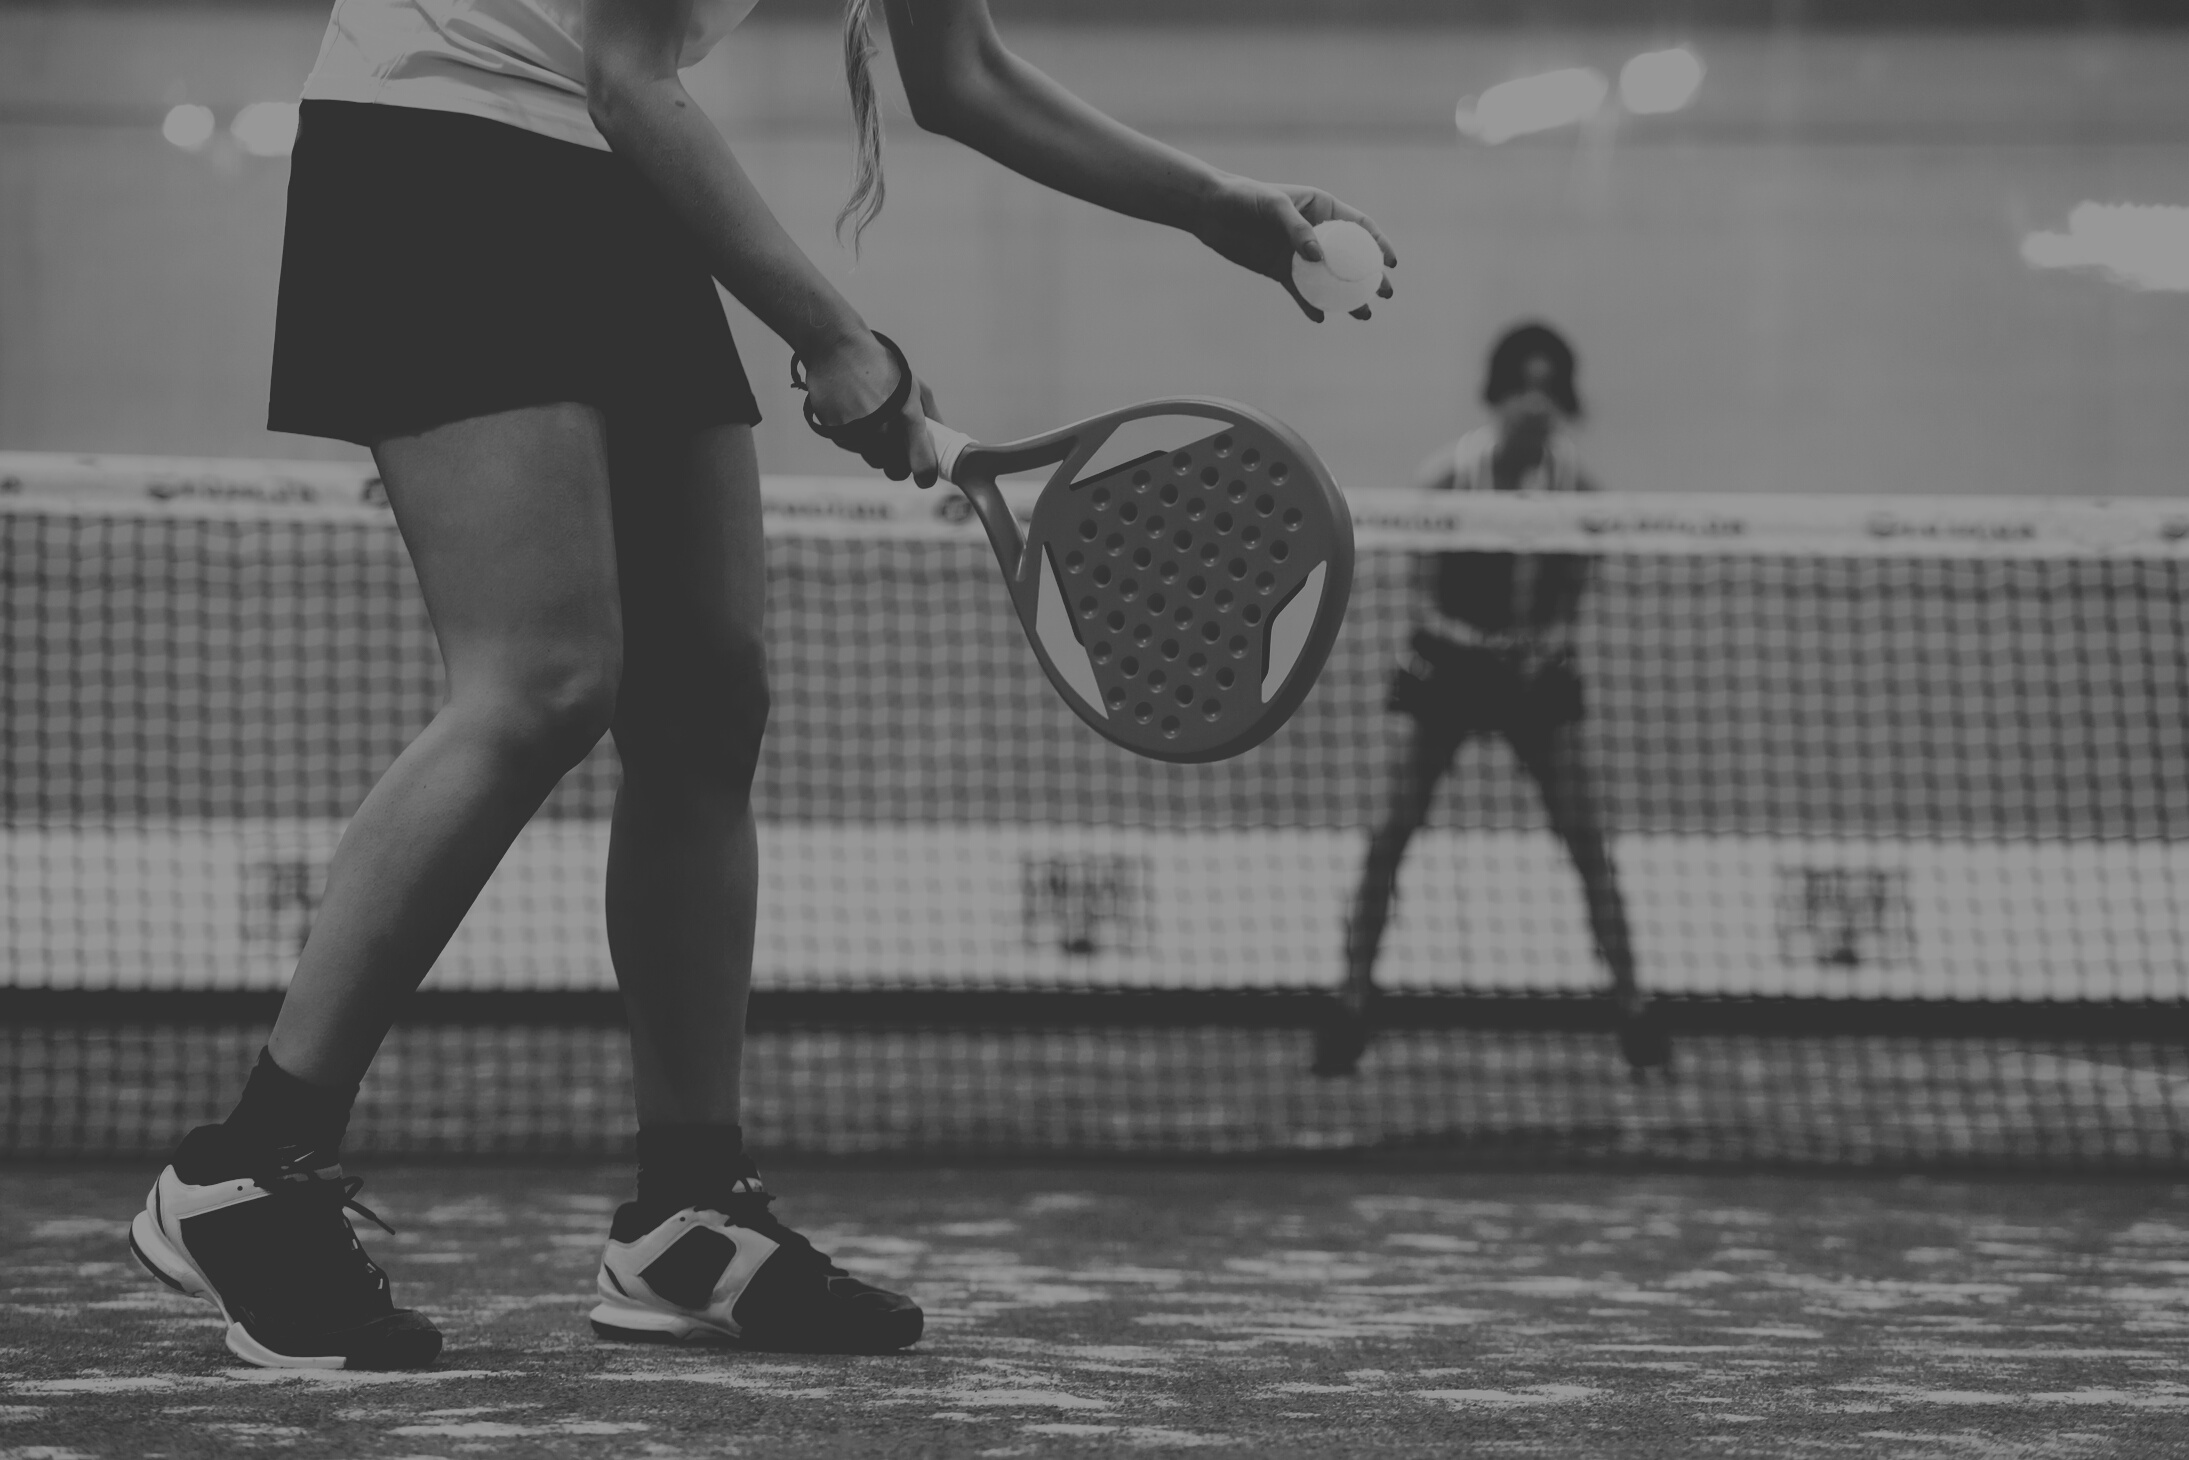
1386;630;1584;739
269;100;761;448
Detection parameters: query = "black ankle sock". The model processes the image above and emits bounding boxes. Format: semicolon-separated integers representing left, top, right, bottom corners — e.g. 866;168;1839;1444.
224;1047;358;1172
634;1123;756;1219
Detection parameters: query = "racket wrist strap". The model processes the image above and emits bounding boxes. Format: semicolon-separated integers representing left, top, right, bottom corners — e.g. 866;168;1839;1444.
791;330;913;456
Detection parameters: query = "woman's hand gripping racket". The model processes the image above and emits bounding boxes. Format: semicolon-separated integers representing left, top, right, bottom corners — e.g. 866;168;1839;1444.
921;400;1354;763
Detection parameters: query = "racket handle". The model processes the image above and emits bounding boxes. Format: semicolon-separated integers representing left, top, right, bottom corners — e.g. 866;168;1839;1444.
924;419;973;485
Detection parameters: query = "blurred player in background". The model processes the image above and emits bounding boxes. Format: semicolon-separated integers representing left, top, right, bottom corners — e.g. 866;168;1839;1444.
1314;323;1670;1079
127;0;1391;1370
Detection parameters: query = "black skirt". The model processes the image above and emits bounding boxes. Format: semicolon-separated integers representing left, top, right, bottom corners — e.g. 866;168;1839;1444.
269;100;761;447
1386;631;1586;739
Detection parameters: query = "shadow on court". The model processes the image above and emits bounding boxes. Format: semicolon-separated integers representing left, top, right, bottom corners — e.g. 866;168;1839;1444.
2;1164;2185;1458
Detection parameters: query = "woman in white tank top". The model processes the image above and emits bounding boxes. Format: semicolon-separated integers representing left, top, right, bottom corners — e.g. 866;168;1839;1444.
132;0;1396;1372
303;1;763;150
1318;323;1672;1085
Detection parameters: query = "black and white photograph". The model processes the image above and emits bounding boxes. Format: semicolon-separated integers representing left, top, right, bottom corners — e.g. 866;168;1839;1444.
2;0;2186;1455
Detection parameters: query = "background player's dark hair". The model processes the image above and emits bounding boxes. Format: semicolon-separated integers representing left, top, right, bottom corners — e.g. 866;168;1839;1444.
1483;321;1583;418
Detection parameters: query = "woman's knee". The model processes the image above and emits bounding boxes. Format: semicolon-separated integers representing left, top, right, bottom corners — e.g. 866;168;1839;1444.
1555;818;1614;878
459;640;624;774
618;630;770;781
713;631;771;750
1366;805;1426;871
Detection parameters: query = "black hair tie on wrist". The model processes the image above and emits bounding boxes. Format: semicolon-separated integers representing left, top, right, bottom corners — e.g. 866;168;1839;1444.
790;331;913;466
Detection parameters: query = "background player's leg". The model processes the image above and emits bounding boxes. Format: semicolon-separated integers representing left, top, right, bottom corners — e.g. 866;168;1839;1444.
1512;721;1634;1001
1511;721;1670;1070
1318;713;1465;1074
1346;717;1460;992
602;422;768;1128
268;404;624;1090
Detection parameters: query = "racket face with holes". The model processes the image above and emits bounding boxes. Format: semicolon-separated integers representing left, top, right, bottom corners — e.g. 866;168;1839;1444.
958;400;1353;763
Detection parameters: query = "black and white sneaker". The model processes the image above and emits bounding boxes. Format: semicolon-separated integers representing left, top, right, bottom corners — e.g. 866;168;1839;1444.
590;1178;922;1354
129;1124;442;1369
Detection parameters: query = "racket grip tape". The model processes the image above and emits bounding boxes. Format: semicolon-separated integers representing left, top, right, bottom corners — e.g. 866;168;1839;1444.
923;419;972;485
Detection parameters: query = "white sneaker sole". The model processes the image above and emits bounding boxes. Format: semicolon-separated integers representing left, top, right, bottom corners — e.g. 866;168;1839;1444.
588;1297;741;1344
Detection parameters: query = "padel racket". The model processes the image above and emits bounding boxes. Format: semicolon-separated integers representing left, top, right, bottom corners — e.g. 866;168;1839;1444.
922;400;1353;763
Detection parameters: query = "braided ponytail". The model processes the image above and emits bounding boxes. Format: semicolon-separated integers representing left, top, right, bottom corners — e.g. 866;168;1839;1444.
836;0;886;247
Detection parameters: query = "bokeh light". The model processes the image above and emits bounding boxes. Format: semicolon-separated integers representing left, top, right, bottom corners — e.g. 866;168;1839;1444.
1619;47;1706;116
1456;67;1610;145
160;103;215;152
230;101;300;158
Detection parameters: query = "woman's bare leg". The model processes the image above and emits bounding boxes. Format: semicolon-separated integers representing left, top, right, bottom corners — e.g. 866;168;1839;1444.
601;423;769;1127
1511;722;1634;1001
587;424;924;1351
1512;721;1670;1070
1318;713;1466;1074
267;404;624;1088
1345;716;1468;994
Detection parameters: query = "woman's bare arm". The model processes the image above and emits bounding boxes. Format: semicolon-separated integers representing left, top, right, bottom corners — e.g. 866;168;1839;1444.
882;0;1393;318
582;0;937;480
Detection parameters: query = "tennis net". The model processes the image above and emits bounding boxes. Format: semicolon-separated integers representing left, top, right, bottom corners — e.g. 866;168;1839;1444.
4;452;2186;1168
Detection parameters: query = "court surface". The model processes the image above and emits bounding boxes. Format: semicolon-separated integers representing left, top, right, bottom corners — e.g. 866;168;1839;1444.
3;1163;2185;1458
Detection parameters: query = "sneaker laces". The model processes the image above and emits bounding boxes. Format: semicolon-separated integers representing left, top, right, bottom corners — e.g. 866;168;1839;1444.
714;1187;845;1278
251;1164;400;1313
257;1165;396;1234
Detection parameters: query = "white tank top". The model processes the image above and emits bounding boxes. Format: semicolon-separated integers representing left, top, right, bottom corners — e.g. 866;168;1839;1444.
1422;426;1590;644
302;0;760;151
1442;425;1587;496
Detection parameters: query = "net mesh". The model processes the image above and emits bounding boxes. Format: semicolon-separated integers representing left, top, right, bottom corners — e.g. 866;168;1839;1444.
4;455;2186;1168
